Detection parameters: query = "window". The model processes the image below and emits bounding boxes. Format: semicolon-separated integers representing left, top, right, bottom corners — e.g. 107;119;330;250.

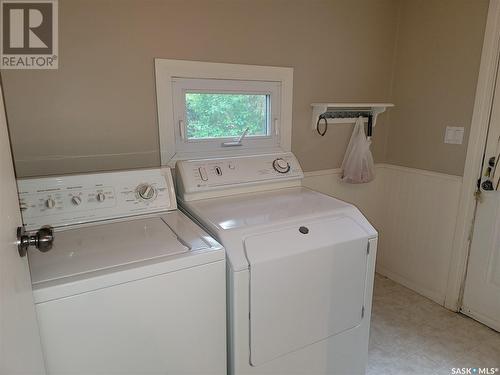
172;78;280;152
155;59;293;164
185;92;268;139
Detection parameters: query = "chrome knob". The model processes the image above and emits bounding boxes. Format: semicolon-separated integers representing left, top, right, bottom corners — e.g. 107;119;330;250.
17;226;54;258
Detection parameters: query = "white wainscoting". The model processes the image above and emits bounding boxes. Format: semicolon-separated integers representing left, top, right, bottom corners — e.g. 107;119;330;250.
303;164;463;305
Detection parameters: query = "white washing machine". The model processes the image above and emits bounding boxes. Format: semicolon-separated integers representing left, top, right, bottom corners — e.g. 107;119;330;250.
176;152;378;375
17;168;226;375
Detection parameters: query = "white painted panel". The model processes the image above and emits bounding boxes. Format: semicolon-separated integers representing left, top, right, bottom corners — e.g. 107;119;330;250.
303;164;462;305
376;165;462;304
36;260;226;374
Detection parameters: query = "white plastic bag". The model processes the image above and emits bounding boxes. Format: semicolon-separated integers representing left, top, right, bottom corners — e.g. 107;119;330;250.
340;116;375;183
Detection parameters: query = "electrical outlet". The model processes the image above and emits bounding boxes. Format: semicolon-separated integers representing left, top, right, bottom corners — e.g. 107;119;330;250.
444;126;464;144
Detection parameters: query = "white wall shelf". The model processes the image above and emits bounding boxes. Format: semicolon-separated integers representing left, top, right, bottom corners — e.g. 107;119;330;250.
311;103;394;133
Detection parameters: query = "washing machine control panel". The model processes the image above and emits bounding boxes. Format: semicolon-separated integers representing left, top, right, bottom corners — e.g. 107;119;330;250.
17;168;176;230
177;152;304;195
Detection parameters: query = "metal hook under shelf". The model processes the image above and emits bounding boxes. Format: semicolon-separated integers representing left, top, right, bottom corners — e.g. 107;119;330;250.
316;110;373;137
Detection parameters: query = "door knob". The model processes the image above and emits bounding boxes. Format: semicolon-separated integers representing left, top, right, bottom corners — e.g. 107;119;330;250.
17;226;54;258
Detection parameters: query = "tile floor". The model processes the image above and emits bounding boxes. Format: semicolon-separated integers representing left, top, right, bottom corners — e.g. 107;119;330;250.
368;274;500;375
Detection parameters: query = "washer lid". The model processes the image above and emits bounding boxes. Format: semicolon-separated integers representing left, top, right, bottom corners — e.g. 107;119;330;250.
29;217;189;286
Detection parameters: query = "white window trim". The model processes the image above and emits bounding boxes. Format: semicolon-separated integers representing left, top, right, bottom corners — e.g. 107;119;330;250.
154;59;293;166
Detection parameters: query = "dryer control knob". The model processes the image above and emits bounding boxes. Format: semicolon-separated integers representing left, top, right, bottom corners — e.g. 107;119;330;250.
45;198;56;209
272;158;291;174
137;184;156;200
96;193;106;202
71;196;82;206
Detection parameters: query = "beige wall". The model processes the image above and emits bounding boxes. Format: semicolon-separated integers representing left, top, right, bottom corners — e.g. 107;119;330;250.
385;0;488;176
2;0;398;177
1;0;489;177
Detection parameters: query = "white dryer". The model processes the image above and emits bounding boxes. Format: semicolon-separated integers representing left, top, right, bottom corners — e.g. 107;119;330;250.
18;168;226;375
176;152;377;375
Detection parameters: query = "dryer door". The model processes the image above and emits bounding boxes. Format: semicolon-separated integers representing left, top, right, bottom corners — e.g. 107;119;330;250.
244;216;370;366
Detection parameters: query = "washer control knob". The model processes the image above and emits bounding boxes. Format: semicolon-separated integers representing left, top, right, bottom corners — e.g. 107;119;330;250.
272;158;291;174
71;196;82;206
137;184;156;200
45;198;56;209
96;192;106;202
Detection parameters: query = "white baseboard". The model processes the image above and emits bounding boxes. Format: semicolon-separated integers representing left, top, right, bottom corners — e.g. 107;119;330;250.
376;266;446;304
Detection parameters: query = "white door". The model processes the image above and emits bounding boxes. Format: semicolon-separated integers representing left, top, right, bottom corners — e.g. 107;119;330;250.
0;80;46;374
461;64;500;332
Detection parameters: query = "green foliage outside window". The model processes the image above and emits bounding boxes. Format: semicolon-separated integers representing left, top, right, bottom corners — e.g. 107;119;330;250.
185;93;268;139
